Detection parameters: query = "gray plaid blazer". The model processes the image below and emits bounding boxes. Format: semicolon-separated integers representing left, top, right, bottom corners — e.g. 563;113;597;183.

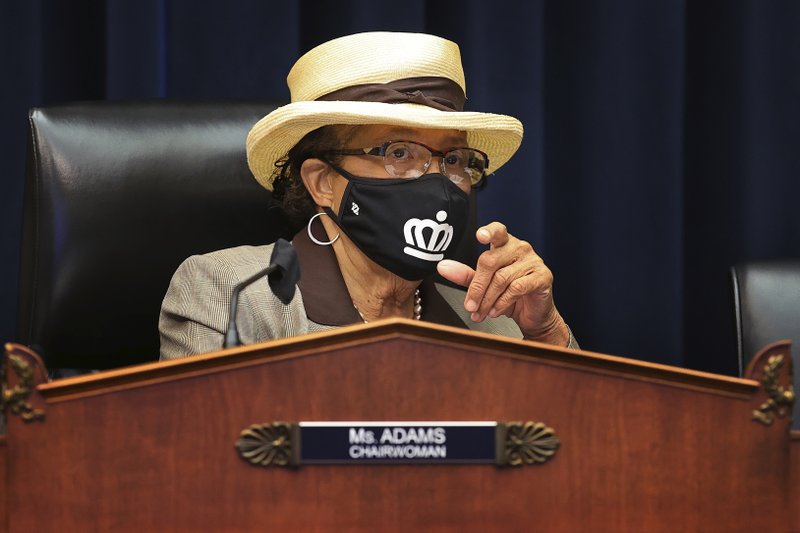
159;230;577;360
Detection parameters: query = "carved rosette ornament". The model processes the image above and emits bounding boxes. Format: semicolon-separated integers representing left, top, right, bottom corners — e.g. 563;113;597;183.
235;422;296;467
502;421;560;466
752;354;795;426
1;348;46;423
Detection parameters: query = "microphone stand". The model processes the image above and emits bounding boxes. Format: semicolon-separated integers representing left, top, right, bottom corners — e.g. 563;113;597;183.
223;263;281;349
223;238;299;349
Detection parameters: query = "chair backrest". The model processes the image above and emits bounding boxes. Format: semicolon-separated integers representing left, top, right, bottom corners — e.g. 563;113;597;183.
730;259;800;428
18;101;292;371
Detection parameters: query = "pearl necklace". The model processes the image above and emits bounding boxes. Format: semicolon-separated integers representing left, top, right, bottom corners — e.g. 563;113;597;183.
353;289;422;323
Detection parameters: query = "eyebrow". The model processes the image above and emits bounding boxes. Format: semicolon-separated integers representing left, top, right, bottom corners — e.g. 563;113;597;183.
376;127;467;146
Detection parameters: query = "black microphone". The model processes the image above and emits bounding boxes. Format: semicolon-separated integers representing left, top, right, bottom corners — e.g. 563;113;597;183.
223;238;300;348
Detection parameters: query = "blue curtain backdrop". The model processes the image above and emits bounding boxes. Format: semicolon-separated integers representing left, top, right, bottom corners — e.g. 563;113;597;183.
2;0;799;374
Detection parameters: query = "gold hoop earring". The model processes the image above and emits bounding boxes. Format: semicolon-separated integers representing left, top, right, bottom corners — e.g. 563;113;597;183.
307;212;340;246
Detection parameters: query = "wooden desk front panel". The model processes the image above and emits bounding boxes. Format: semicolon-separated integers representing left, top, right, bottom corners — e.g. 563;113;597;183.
4;329;790;532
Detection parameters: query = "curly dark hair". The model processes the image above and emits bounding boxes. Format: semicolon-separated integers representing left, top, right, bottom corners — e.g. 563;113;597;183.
271;125;357;231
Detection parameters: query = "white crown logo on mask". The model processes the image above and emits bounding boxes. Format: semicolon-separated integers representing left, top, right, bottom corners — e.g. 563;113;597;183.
403;210;455;262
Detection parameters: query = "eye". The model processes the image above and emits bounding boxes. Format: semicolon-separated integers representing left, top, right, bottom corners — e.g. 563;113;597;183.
386;143;414;162
444;152;463;166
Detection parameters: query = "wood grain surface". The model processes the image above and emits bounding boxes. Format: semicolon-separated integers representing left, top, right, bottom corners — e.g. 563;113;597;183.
2;319;794;532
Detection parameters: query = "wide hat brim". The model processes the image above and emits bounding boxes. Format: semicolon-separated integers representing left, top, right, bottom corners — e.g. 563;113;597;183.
246;100;524;191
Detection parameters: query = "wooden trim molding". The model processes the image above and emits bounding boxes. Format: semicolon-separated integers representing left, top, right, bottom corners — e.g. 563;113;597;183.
24;319;759;403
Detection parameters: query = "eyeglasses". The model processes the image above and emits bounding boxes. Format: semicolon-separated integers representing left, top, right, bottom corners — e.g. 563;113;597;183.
323;140;490;187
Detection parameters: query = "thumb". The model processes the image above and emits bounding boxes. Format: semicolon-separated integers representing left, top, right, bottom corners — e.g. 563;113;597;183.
437;259;476;288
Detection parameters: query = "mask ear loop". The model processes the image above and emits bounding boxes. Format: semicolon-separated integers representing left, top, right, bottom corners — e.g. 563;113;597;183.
307;212;340;246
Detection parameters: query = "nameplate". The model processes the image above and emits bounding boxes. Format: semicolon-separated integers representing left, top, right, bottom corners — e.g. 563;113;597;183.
301;421;496;464
235;420;560;468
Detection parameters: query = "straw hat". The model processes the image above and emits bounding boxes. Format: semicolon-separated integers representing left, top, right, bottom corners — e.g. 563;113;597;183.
246;31;524;191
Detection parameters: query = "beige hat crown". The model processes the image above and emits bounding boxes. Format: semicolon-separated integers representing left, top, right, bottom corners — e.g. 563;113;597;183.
287;32;467;102
246;31;523;191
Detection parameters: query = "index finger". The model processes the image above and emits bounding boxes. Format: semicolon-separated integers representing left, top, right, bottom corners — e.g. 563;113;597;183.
477;222;509;248
464;222;512;315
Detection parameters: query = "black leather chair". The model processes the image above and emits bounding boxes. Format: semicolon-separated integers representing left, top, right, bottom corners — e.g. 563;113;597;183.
17;100;480;375
730;259;800;428
17;101;292;373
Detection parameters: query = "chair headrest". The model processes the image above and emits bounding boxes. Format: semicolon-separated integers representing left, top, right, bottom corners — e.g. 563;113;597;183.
18;101;290;370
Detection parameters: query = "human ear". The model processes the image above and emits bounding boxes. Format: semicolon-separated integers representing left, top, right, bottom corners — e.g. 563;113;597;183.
300;158;335;208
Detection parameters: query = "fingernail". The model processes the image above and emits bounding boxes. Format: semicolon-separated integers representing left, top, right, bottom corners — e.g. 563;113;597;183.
470;312;482;322
465;299;478;312
489;307;498;317
478;229;490;239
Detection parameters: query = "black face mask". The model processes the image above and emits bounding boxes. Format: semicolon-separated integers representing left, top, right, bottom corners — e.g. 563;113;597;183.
323;164;470;281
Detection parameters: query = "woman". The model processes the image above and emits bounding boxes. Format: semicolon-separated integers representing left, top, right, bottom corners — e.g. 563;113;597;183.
159;31;577;359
